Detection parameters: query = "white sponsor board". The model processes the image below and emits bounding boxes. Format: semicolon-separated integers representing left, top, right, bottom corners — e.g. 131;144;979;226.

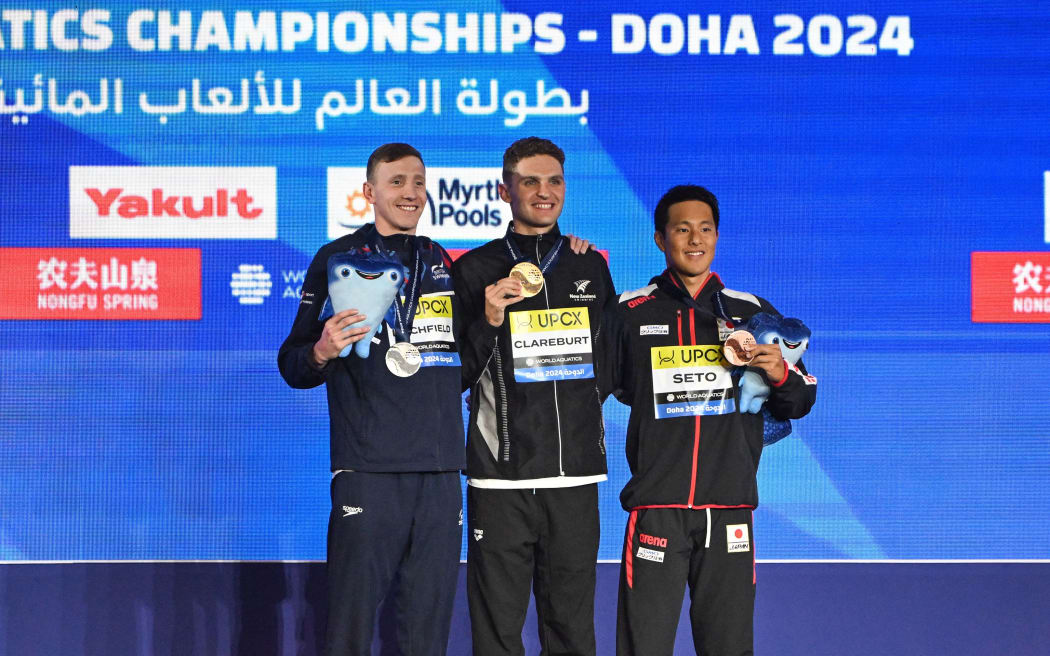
70;166;277;239
327;166;506;241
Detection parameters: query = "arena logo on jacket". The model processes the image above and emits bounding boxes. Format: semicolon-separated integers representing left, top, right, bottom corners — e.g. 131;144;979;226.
407;291;460;367
651;345;735;418
508;307;593;383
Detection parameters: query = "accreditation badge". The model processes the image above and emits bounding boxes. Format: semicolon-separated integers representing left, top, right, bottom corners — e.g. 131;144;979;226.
651;345;736;418
408;291;460;368
508;306;594;383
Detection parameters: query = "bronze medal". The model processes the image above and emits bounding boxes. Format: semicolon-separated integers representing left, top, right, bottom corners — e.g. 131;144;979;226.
509;262;544;298
723;330;756;366
385;341;422;377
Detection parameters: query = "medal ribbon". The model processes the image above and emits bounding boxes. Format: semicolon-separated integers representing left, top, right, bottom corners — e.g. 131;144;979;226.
504;232;567;276
371;233;424;343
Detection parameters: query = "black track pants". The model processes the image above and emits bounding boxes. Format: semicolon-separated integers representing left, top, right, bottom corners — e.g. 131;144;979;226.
616;507;755;656
467;484;600;656
326;471;462;656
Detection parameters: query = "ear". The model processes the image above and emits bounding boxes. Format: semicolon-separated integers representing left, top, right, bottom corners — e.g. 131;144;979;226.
498;182;511;203
654;230;666;253
362;181;375;204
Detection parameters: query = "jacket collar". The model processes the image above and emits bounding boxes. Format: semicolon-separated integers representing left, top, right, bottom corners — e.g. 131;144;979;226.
652;270;725;314
354;222;432;252
504;221;562;247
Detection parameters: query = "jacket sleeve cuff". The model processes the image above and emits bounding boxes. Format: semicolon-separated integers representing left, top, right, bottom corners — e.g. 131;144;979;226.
479;320;502;341
771;360;790;387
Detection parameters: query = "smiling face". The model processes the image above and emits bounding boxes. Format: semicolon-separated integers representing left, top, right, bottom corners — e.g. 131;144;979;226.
655;199;718;293
363;156;426;235
499;154;564;235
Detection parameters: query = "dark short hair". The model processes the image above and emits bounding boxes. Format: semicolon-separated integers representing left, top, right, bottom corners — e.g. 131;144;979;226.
502;137;565;183
366;143;423;181
654;185;720;234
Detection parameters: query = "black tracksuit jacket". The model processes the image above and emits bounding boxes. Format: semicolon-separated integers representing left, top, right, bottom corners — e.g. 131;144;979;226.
277;223;469;473
453;224;616;481
602;270;817;511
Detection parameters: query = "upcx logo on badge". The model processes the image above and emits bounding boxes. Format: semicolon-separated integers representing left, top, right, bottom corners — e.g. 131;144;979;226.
70;167;276;239
328;167;505;241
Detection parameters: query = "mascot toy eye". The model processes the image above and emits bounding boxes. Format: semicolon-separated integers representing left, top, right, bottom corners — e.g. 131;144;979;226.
736;312;811;445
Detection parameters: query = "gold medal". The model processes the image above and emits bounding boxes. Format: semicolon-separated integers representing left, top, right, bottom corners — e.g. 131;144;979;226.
723;330;756;366
510;262;544;298
385;342;422;377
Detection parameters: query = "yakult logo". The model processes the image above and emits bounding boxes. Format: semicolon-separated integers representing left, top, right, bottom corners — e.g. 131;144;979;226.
70;166;277;239
327;167;505;241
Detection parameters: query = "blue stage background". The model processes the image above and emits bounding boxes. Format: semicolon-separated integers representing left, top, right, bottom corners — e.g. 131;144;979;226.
2;0;1049;567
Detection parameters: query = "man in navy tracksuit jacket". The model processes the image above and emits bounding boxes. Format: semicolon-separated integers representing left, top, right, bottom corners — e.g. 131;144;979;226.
278;144;471;656
602;185;817;655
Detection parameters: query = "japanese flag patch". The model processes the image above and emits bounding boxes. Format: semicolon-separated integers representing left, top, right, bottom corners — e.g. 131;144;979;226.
726;524;750;553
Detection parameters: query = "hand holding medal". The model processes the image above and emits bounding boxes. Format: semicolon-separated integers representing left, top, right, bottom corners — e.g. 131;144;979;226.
509;262;544;297
724;329;788;382
483;276;527;327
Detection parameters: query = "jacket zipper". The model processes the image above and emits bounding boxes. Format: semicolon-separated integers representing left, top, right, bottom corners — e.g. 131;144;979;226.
687;308;702;507
493;339;511;462
538;235;566;476
677;308;702;508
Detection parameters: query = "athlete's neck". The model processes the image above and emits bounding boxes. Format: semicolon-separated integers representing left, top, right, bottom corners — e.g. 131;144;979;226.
511;221;555;237
374;219;416;237
676;270;711;298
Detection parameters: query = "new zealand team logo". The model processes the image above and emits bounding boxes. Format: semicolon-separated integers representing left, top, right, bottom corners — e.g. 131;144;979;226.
569;278;597;302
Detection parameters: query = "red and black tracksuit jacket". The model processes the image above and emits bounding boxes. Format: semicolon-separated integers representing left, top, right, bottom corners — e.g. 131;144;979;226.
601;270;817;513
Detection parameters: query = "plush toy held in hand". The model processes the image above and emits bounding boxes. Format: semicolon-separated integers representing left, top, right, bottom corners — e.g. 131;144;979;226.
737;312;811;445
318;249;405;359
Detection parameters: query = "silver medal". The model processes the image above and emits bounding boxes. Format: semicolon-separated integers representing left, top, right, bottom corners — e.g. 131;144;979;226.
385;341;422;377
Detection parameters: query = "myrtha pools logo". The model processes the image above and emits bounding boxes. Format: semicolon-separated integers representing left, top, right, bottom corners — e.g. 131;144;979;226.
327;167;505;242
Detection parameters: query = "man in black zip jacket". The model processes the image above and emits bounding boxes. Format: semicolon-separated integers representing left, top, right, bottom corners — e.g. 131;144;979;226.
602;185;817;656
453;137;615;655
278;144;469;656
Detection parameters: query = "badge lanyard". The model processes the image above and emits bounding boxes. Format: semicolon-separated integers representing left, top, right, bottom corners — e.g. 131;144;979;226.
371;235;424;343
503;232;567;276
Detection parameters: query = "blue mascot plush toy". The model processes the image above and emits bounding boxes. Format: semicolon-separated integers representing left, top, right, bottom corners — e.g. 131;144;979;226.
319;247;406;359
737;312;811;445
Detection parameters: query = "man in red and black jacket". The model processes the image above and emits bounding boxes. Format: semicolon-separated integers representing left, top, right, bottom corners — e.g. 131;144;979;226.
601;185;817;656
